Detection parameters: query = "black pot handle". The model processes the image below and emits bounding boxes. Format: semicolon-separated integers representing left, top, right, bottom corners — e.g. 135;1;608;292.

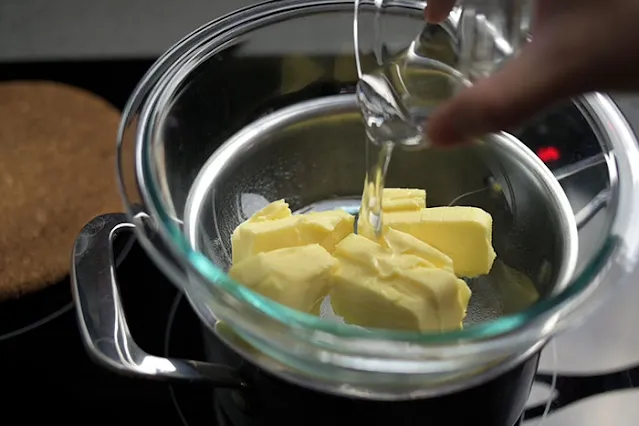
524;366;638;419
71;213;245;388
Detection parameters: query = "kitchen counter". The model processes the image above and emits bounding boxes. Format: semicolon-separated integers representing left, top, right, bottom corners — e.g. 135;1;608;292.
2;1;639;424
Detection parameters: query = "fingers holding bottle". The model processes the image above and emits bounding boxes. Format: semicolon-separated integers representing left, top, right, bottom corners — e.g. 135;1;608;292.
427;39;581;146
425;0;639;146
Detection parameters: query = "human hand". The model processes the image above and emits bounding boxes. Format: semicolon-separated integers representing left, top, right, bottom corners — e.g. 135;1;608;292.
424;0;639;145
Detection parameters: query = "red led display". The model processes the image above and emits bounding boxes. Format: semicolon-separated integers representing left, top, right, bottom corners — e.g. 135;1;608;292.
536;146;561;163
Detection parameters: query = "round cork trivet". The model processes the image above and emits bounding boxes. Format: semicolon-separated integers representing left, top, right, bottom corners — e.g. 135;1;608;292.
0;81;122;300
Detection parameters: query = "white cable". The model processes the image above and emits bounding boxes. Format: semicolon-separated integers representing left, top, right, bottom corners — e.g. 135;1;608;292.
538;340;558;425
0;302;74;342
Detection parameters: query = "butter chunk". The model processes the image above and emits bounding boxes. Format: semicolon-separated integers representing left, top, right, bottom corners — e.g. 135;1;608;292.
229;244;337;314
412;207;496;277
302;210;355;251
231;208;354;263
457;279;472;312
401;268;470;330
330;260;440;331
330;234;471;332
362;207;496;277
382;228;454;272
246;199;292;223
382;188;427;211
357;189;425;235
335;233;434;278
358;209;422;241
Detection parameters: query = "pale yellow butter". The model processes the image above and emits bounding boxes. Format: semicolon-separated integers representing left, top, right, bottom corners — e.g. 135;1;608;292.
334;233;435;277
302;210;356;252
246;199;292;223
356;188;426;235
330;234;471;332
401;267;469;330
231;202;354;263
382;228;454;272
361;206;496;277
330;260;440;331
357;209;421;241
228;195;490;330
382;188;427;211
229;244;337;314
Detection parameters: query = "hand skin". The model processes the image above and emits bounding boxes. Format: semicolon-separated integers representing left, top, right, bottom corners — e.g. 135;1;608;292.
423;0;639;146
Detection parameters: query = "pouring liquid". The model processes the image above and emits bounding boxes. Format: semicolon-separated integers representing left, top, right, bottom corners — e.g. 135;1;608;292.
354;0;469;236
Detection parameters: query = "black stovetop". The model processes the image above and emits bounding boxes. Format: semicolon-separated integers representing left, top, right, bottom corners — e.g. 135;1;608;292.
0;59;213;425
0;59;637;425
1;230;216;424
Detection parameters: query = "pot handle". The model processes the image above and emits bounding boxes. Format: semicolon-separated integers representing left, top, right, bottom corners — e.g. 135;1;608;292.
71;213;245;388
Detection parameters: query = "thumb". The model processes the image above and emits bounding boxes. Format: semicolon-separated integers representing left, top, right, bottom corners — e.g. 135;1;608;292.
426;41;580;146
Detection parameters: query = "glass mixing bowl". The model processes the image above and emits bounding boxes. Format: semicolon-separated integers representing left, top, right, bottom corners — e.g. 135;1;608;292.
73;0;639;400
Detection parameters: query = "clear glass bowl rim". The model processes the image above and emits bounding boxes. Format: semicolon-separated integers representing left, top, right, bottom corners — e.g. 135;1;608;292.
118;0;639;346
